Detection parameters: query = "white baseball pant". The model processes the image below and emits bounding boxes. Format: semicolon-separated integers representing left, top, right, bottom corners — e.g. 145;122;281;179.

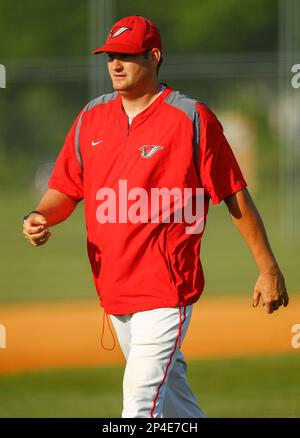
109;305;205;418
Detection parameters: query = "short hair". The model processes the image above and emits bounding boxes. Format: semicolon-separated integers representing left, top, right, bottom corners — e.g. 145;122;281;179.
157;56;163;75
143;50;163;76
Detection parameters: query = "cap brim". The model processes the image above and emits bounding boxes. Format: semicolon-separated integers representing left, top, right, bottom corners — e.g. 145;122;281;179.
93;43;148;55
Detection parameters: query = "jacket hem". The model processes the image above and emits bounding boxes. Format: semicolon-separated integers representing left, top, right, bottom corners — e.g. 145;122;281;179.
101;293;203;315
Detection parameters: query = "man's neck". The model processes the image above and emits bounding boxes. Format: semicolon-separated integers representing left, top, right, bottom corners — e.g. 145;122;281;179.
120;81;162;118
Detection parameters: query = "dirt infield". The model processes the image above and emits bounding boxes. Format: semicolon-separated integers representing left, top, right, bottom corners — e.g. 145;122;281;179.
0;295;299;374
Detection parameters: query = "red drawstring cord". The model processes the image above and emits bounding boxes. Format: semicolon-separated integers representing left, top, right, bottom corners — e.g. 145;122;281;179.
100;309;116;351
100;305;187;351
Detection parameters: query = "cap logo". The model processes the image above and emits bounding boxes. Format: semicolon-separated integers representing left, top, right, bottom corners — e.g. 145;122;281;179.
109;26;132;38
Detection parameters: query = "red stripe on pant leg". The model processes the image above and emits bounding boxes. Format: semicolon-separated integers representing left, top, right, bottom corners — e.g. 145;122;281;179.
178;305;187;349
183;306;187;324
150;306;185;418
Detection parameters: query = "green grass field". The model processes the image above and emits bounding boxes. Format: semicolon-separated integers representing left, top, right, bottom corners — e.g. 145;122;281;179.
0;354;299;418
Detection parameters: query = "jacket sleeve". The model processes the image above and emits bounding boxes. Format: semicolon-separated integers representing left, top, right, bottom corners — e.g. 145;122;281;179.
48;109;85;201
196;103;247;205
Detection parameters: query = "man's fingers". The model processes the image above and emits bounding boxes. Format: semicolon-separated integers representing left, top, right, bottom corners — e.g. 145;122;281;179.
24;230;51;246
23;214;47;234
27;214;47;226
24;224;45;234
24;229;49;240
283;290;289;307
281;282;289;307
264;302;273;314
265;298;282;313
279;275;289;307
252;290;261;307
30;235;50;246
254;270;289;314
35;236;50;246
277;296;283;307
22;213;50;248
35;231;51;243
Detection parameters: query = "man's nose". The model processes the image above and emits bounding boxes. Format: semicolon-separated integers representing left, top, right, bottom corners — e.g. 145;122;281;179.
111;58;123;71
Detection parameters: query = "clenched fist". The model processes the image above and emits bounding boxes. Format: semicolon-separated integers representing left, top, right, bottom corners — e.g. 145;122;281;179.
23;212;51;246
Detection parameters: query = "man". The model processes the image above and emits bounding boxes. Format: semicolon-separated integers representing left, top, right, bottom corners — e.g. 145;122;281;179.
23;16;289;418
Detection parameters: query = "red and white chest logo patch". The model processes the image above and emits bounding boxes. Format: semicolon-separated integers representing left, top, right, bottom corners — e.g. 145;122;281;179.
139;145;164;158
109;26;132;38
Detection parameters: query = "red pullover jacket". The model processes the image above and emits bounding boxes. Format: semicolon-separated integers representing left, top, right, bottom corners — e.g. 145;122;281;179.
48;84;247;315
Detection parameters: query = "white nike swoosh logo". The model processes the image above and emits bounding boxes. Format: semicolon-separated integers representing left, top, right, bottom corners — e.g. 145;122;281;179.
91;140;103;146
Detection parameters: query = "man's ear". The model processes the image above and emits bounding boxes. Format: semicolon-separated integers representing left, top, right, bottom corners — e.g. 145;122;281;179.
151;48;161;70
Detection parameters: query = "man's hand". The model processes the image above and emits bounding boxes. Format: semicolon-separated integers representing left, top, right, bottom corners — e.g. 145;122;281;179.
253;268;289;314
23;212;51;247
224;189;289;315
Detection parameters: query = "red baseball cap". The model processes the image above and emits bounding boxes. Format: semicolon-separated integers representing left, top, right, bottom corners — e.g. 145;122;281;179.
93;15;162;55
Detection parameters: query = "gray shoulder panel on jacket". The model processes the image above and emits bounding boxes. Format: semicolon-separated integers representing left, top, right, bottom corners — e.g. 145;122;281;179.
75;91;118;168
85;91;118;112
164;91;201;179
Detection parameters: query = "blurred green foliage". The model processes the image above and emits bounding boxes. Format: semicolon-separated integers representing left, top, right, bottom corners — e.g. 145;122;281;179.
118;0;278;53
0;0;278;57
0;0;88;57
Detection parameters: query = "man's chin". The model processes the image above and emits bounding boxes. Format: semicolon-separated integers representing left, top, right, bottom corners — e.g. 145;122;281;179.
112;81;132;92
113;85;127;91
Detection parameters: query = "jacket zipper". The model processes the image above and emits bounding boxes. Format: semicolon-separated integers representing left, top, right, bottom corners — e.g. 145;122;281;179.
118;118;131;169
126;119;130;136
